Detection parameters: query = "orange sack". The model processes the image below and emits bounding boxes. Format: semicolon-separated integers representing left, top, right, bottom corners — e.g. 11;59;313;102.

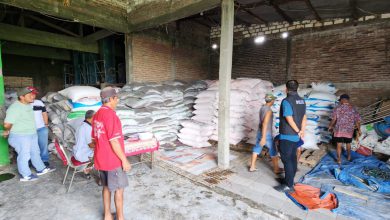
287;183;338;210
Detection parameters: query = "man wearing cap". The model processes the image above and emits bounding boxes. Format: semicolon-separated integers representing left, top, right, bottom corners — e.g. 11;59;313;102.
249;93;283;174
92;87;130;220
329;94;361;164
3;87;55;181
29;87;50;166
275;80;307;192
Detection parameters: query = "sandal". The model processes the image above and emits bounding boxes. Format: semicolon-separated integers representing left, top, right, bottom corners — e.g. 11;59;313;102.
249;168;258;172
274;168;285;175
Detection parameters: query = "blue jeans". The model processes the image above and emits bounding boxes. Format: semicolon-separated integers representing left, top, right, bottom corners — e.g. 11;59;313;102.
8;133;46;178
252;132;277;157
37;127;49;162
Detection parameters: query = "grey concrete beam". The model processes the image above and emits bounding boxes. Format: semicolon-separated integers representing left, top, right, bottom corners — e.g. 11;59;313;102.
128;0;220;31
0;23;98;53
218;0;234;169
125;34;133;83
2;41;71;61
0;0;128;32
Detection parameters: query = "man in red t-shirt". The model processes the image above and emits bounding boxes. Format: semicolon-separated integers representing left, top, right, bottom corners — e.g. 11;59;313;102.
92;87;131;220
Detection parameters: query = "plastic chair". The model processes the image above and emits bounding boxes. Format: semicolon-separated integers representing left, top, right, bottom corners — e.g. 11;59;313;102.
54;140;91;192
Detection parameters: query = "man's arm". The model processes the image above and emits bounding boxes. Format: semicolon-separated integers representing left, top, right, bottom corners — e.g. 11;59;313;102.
42;112;49;126
109;138;131;172
260;111;272;146
285;116;300;133
300;115;307;138
328;117;336;132
3;123;12;137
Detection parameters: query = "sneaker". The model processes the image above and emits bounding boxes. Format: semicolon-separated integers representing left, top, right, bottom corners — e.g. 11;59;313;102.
20;174;38;182
44;162;50;167
36;167;56;176
274;184;294;193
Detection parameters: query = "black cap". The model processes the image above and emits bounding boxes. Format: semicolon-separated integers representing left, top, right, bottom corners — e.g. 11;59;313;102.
339;94;350;101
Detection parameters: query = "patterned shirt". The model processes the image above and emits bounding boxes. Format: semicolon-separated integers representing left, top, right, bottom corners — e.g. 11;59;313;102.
332;103;361;138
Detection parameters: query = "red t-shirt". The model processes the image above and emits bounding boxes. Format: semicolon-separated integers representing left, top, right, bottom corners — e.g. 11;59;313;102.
92;106;125;171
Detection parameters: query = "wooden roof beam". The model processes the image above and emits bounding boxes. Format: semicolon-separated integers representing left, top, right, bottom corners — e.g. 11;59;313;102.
270;0;293;24
242;8;268;24
349;0;359;21
26;14;80;37
304;0;321;21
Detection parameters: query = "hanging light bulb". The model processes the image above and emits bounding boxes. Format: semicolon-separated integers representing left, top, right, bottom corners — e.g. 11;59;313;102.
254;36;265;44
281;32;289;39
211;43;218;49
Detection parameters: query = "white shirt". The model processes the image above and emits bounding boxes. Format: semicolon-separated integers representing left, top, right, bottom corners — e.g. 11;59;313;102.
73;121;93;162
31;100;46;129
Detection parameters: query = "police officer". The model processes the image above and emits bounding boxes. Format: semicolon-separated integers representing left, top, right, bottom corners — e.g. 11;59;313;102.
275;80;307;192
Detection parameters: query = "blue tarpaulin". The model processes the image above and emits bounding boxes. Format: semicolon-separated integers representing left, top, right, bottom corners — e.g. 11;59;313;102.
299;151;390;220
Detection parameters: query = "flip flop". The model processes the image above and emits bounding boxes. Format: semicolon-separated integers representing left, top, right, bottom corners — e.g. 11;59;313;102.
249;168;258;172
274;168;285;175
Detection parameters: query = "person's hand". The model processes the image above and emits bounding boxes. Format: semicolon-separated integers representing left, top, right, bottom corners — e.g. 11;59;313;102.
260;138;266;147
2;130;9;138
298;130;305;139
328;126;334;132
122;159;131;172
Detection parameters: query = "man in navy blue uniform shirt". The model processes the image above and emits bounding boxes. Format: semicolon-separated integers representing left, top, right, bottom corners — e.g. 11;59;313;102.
275;80;307;192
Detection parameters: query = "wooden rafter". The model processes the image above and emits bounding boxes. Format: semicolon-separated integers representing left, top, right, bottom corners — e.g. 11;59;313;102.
304;0;321;21
349;0;359;20
242;8;268;24
270;0;293;24
26;14;79;37
193;19;211;28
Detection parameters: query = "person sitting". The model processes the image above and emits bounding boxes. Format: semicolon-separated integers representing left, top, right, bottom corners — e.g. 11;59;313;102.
72;110;95;172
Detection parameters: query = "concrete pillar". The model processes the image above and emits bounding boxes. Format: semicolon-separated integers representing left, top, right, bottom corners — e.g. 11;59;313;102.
217;0;234;169
125;33;133;83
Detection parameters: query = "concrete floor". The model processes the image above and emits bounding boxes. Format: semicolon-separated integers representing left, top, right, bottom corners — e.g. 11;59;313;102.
216;151;352;220
0;156;281;220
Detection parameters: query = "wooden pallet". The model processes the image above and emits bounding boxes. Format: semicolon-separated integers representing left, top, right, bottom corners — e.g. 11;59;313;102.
299;149;327;167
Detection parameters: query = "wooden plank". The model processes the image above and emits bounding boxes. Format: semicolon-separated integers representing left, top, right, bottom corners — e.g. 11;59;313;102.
299;149;326;167
0;23;98;53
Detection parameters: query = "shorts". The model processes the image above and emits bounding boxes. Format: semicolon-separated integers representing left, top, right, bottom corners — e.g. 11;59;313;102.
252;132;277;157
333;136;352;144
99;167;129;192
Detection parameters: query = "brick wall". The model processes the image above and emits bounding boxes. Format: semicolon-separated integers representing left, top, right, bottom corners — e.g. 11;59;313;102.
132;35;173;82
290;21;390;84
211;18;390;107
290;21;390;107
130;21;210;83
210;39;287;84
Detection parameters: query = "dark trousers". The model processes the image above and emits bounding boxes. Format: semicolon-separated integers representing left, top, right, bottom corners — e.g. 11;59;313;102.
279;140;298;187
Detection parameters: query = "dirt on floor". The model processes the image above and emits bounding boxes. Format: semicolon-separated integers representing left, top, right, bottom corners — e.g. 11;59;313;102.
0;157;280;220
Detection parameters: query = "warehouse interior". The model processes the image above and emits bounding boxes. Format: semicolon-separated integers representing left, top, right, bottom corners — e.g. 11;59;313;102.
0;0;389;219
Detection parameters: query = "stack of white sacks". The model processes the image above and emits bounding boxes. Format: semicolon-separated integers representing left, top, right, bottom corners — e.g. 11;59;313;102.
271;82;337;150
116;80;207;145
179;78;273;147
42;86;102;150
